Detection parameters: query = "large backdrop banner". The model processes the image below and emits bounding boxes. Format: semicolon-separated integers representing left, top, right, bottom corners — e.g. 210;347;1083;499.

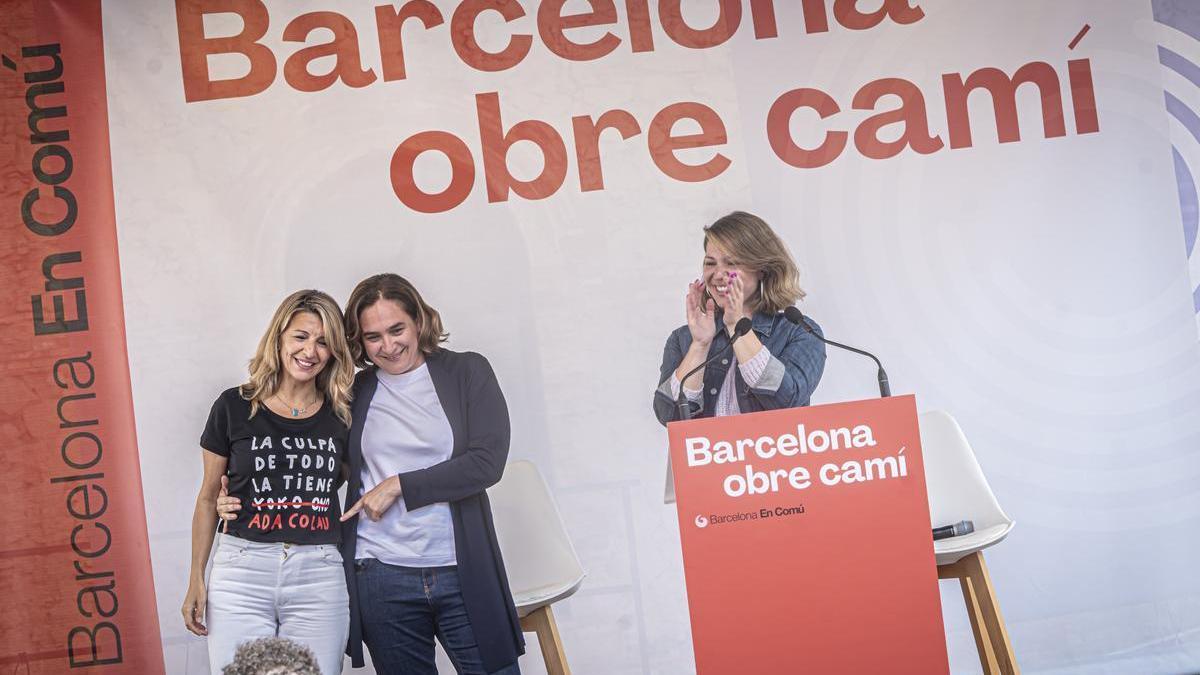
3;1;1200;673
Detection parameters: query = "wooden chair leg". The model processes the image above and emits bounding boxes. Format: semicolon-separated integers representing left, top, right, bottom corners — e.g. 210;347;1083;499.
961;552;1019;675
520;605;571;675
940;556;999;674
939;552;1018;675
960;571;1001;674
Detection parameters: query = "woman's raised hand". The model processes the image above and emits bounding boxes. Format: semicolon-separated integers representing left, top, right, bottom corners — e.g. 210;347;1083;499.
686;279;717;347
721;272;750;333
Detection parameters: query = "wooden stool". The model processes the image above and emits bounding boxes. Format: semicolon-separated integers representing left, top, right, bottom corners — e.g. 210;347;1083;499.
520;605;571;675
938;551;1019;675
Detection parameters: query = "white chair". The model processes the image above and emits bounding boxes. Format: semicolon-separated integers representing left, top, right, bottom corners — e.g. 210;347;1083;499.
488;460;586;675
919;410;1018;675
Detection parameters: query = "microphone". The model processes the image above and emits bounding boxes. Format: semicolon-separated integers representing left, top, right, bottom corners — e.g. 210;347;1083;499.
783;306;891;397
675;317;753;420
932;520;975;541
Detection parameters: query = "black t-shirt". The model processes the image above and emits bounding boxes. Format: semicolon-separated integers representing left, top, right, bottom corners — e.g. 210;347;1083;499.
200;387;347;544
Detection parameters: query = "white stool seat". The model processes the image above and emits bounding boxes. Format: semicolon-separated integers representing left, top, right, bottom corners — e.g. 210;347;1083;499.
934;521;1015;566
920;410;1019;674
488;460;585;674
920;409;1015;561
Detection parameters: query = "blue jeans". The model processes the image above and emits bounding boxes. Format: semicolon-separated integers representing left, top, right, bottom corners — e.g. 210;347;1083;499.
355;558;521;675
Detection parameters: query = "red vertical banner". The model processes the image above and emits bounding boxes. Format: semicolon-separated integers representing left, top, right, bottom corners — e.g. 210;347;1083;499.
0;1;165;673
668;395;949;674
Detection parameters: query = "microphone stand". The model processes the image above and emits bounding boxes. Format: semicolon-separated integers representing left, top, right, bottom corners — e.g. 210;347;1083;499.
784;307;891;397
675;317;753;420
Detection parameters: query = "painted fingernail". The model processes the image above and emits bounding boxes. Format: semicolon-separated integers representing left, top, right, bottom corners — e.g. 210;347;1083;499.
730;271;738;278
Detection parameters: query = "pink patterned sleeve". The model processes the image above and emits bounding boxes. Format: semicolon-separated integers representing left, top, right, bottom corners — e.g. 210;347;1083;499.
738;346;771;387
669;372;703;402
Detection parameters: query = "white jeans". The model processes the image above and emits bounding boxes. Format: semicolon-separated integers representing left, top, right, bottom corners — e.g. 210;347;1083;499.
206;533;349;675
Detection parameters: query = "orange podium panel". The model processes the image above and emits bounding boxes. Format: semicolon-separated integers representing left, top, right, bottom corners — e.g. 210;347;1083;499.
668;394;948;675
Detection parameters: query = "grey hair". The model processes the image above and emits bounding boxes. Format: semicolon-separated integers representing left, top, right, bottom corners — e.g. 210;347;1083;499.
222;637;321;675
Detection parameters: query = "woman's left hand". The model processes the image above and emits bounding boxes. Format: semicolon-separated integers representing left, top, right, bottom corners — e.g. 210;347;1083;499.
722;272;751;333
341;475;402;522
216;475;241;522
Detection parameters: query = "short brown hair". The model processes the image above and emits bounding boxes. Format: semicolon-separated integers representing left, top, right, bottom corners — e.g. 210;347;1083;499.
344;274;448;367
704;211;805;314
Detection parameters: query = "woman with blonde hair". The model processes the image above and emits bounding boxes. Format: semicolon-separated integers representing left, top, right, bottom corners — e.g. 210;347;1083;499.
653;211;827;423
182;289;356;675
216;276;524;674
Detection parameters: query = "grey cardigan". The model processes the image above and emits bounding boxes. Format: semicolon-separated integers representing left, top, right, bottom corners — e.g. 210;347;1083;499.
341;349;524;670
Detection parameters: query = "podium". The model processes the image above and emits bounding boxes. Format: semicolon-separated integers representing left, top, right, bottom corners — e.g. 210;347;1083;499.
667;394;949;675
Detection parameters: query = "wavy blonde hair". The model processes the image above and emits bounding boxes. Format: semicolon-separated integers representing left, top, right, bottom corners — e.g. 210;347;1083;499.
704;211;805;314
239;290;355;427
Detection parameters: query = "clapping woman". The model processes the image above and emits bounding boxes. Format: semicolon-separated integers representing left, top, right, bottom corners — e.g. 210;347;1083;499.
653;211;827;423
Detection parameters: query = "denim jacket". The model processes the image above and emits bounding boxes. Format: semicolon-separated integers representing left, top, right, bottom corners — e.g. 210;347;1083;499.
653;310;826;425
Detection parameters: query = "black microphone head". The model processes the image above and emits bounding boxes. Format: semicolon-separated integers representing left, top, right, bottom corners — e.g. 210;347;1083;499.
783;306;804;325
734;317;753;337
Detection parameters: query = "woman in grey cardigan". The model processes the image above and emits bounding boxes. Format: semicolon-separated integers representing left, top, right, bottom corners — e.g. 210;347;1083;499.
337;273;523;674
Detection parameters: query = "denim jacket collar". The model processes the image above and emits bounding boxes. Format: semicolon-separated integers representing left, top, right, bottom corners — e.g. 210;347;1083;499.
752;310;777;337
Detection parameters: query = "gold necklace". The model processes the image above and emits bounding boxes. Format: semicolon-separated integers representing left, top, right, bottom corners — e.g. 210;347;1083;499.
274;391;319;417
